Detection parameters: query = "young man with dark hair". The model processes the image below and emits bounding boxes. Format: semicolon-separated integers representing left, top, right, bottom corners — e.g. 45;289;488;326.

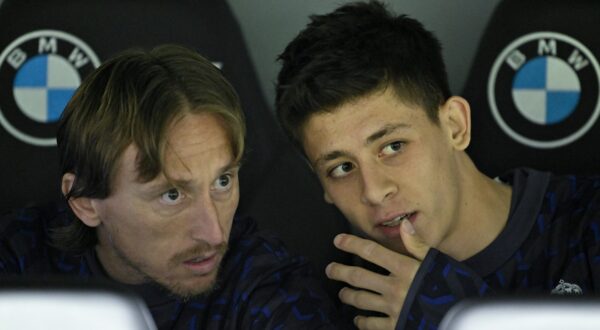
276;1;600;329
0;44;340;329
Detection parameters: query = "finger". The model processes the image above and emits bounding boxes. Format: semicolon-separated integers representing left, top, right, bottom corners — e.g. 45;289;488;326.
326;262;389;293
333;234;414;272
338;287;389;314
399;219;430;261
354;315;394;330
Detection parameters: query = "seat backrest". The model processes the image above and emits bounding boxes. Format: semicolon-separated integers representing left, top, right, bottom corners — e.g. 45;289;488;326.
0;0;350;299
462;0;600;177
0;0;277;210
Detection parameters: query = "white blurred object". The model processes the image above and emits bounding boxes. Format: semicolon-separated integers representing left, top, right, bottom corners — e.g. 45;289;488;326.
0;289;157;330
440;299;600;330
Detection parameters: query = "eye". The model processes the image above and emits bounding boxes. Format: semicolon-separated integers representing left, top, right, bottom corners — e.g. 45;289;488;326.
160;188;186;205
212;173;233;193
380;141;404;156
329;162;354;178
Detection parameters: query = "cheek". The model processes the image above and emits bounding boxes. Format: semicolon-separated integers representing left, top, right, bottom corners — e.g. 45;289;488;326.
322;183;346;206
216;190;239;236
220;204;236;231
97;199;142;233
322;183;366;224
104;201;174;243
231;183;240;210
226;183;240;215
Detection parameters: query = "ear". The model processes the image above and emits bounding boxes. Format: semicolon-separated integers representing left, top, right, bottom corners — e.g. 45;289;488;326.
439;96;471;150
61;173;102;227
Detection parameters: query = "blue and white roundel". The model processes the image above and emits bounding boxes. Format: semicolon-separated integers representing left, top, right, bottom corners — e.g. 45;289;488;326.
0;30;100;146
512;56;580;125
488;31;600;149
13;54;80;123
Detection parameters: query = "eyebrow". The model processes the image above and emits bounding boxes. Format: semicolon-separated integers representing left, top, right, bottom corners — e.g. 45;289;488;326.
365;123;411;146
141;162;241;194
313;150;351;169
312;123;411;169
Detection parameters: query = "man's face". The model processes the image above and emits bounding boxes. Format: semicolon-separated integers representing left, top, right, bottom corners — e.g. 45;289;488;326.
92;113;239;298
302;88;465;254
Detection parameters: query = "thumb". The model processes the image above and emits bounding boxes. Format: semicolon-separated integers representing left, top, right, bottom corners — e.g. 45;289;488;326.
400;219;430;261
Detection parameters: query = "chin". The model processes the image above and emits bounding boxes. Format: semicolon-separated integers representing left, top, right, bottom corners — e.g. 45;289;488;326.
160;272;220;300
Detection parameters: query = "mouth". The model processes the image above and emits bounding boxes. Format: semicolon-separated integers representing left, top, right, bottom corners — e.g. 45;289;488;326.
380;212;415;227
182;252;220;274
185;255;213;263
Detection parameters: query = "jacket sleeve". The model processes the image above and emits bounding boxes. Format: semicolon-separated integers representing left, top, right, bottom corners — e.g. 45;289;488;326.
396;249;494;330
218;221;346;330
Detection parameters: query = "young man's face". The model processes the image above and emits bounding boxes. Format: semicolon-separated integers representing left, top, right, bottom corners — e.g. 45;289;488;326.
91;112;239;298
302;88;467;254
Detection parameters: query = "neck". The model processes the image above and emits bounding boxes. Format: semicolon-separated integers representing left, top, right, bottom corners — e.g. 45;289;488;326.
440;156;512;261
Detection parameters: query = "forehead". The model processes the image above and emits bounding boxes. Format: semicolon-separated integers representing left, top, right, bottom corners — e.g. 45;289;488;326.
301;89;426;156
117;113;233;184
165;112;231;158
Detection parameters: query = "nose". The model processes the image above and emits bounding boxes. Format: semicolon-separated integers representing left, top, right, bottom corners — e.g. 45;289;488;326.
189;194;225;246
359;162;397;206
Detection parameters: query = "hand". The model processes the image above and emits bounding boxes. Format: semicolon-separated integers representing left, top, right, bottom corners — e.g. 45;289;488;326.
326;220;430;330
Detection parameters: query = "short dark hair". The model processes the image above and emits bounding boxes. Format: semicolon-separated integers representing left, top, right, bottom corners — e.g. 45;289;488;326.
53;45;245;252
275;0;451;150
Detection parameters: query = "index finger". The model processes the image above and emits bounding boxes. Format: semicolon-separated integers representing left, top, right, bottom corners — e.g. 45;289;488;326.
333;233;417;274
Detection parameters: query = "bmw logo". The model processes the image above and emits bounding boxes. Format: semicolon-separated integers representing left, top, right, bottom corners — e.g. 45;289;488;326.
0;30;100;146
488;32;600;149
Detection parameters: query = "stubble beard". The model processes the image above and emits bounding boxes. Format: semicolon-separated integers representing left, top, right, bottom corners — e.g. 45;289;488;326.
108;236;228;300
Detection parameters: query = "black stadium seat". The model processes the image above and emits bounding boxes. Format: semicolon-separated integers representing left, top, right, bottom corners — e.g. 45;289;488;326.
463;0;600;177
0;0;350;300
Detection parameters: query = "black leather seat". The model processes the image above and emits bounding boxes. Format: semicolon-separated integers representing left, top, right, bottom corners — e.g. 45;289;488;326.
0;0;350;300
463;0;600;176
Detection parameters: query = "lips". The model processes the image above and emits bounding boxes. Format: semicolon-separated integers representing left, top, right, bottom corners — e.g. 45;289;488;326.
380;213;412;227
185;255;213;263
378;212;416;227
182;252;220;275
374;212;417;238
